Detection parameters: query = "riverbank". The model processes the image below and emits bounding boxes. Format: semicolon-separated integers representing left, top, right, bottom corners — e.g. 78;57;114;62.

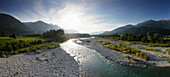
0;48;80;77
75;37;170;68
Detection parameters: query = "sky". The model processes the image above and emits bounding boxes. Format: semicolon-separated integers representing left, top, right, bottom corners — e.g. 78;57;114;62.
0;0;169;33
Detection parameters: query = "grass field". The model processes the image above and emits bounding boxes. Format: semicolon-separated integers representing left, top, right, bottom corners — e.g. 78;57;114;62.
0;37;49;46
0;37;59;57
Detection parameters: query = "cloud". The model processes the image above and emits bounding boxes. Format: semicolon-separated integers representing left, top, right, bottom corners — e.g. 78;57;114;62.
13;0;123;33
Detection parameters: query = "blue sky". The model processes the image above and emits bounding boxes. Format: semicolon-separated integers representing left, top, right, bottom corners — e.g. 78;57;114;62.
0;0;169;33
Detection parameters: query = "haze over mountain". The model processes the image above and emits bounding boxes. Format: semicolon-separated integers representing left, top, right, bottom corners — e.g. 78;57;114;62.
0;13;33;35
64;29;78;33
24;21;61;33
24;21;78;34
90;31;105;35
0;13;79;34
102;20;170;35
102;25;134;35
1;0;169;33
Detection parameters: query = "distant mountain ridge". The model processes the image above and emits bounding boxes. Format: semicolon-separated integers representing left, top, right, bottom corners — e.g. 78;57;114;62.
102;25;134;35
0;13;79;35
102;20;170;35
0;13;33;35
24;21;78;33
24;21;61;33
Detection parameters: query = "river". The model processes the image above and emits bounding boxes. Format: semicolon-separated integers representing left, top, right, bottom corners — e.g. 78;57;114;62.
60;38;170;77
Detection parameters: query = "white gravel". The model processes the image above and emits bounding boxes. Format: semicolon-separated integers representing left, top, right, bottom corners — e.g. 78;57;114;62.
0;48;80;77
76;37;170;68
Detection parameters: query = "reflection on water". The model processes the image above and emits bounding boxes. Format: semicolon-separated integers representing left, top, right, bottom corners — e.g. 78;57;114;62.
60;38;170;77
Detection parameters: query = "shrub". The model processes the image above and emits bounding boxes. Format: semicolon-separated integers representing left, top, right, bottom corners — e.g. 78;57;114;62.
16;70;20;74
45;58;49;62
0;36;61;57
130;56;136;61
136;52;139;57
35;50;42;53
13;50;19;54
99;41;148;60
19;47;30;53
48;46;55;49
98;41;111;45
29;46;37;51
144;47;161;52
125;55;130;59
166;49;170;55
6;44;13;51
37;40;43;44
143;54;148;60
9;33;16;39
12;44;19;51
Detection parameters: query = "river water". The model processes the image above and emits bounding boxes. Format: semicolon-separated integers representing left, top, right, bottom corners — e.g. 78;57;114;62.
60;38;170;77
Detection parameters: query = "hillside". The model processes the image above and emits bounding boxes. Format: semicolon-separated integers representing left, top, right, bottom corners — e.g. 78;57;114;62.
102;25;134;35
136;20;170;28
0;13;33;35
24;21;61;33
102;20;170;35
124;26;170;35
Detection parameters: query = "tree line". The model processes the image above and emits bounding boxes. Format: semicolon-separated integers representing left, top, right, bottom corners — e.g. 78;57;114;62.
98;33;170;43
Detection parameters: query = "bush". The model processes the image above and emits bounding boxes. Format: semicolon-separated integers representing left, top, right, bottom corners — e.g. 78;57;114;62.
29;46;36;51
13;50;19;54
6;44;13;51
97;33;170;47
136;52;139;57
19;47;30;53
0;36;61;57
9;33;16;39
144;47;161;52
143;54;148;60
98;41;111;45
35;49;42;53
45;58;49;62
37;40;43;44
130;56;136;61
16;70;20;74
100;41;148;60
125;55;130;59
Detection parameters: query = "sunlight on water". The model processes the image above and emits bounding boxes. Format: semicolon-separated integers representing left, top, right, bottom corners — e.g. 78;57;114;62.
60;38;170;77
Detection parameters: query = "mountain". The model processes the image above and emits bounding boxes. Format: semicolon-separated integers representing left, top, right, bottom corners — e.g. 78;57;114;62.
0;13;33;35
102;25;134;35
102;20;170;35
124;26;170;35
136;20;170;29
24;21;61;33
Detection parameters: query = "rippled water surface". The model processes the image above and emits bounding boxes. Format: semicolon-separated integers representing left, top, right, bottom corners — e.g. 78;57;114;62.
61;38;170;77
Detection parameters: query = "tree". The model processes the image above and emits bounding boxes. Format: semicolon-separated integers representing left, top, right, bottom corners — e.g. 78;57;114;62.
43;29;65;42
142;36;148;42
0;33;5;37
138;33;144;41
147;32;150;41
9;33;16;39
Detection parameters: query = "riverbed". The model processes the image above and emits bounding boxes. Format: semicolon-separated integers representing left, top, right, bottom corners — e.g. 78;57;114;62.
61;37;170;77
0;37;170;77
